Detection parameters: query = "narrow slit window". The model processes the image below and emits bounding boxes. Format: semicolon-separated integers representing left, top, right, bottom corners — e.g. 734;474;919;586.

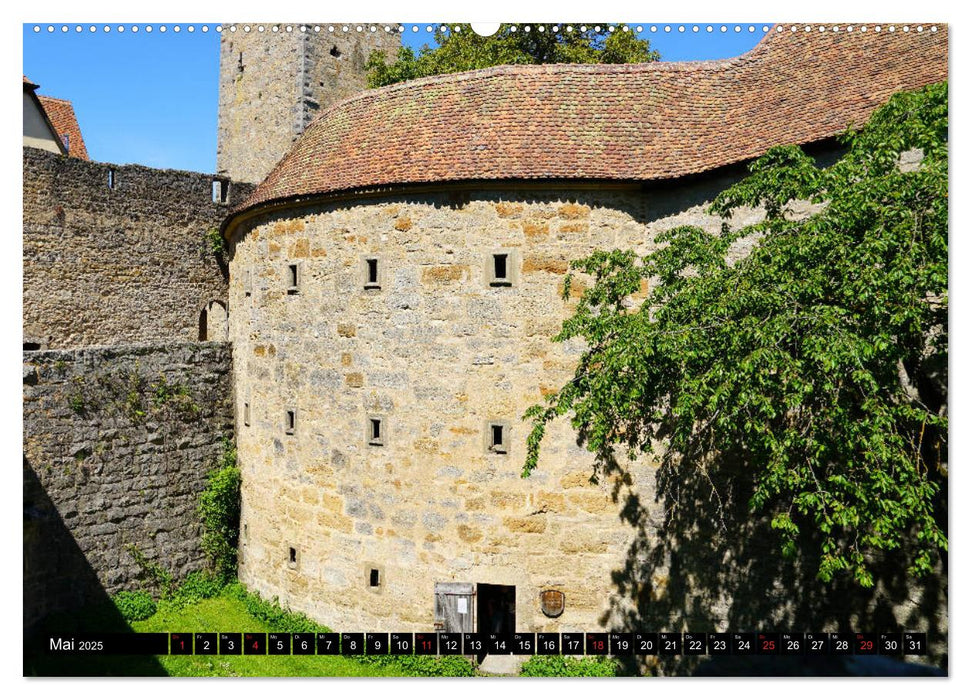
490;253;512;286
107;168;115;189
368;417;385;446
288;546;297;568
212;179;228;204
244;269;252;298
285;409;296;435
287;264;300;293
488;423;509;454
365;258;380;289
369;569;380;587
243;402;251;426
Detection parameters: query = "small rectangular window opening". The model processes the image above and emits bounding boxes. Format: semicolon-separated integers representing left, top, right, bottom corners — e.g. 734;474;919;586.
368;417;384;446
369;568;380;587
289;547;297;563
243;402;251;427
489;423;508;454
492;425;504;449
244;269;252;298
285;410;296;435
287;264;300;293
212;179;228;204
365;258;380;289
107;168;115;189
490;253;512;287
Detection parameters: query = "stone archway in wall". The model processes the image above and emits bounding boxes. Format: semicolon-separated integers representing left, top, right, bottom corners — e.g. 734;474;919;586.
198;300;228;342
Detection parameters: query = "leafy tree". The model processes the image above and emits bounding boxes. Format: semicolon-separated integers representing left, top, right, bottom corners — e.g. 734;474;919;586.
366;24;659;88
523;82;948;587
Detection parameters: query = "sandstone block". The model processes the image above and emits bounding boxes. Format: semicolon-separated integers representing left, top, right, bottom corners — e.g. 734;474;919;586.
503;516;546;534
523;256;569;275
495;202;524;218
557;203;591;220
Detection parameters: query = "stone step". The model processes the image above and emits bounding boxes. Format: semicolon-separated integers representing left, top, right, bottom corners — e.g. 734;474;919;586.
477;654;524;676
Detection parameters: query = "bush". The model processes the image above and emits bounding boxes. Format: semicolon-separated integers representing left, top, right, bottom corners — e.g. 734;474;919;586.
198;439;241;581
519;655;621;677
112;591;157;622
156;571;227;611
176;570;224;600
205;227;225;255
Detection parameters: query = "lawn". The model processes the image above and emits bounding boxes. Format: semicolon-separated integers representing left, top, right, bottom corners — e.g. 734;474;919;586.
26;582;474;677
129;595;402;677
27;579;622;677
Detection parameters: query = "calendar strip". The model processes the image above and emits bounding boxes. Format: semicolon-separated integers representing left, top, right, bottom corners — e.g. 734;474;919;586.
43;632;927;656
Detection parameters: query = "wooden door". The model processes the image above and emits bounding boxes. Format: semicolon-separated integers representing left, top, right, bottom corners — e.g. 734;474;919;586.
434;582;474;633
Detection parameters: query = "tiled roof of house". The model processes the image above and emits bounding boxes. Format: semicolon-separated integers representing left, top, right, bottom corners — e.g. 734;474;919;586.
227;24;947;231
23;75;38;88
37;95;89;161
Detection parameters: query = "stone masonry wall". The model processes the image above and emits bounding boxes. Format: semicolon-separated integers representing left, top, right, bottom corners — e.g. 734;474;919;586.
22;147;255;349
227;165;945;668
227;174;770;632
216;23;400;184
23;342;234;629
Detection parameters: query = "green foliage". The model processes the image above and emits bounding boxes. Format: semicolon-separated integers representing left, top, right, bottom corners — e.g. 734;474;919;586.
367;24;659;88
112;590;157;622
224;582;329;633
351;653;474;677
150;374;200;414
125;544;176;598
67;375;87;413
524;83;948;587
198;438;241;581
155;571;227;612
205;227;225;255
207;583;470;674
519;654;621;677
68;369;198;422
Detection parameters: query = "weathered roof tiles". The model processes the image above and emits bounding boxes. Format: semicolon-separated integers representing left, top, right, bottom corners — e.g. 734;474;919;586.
227;25;947;232
37;95;89;161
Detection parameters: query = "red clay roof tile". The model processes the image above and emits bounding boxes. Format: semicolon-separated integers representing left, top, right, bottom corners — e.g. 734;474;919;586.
37;95;89;161
228;25;947;228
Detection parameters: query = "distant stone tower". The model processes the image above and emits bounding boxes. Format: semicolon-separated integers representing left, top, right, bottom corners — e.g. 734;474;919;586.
216;23;400;184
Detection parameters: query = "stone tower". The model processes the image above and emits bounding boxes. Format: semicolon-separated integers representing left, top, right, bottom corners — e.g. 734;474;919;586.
216;23;400;185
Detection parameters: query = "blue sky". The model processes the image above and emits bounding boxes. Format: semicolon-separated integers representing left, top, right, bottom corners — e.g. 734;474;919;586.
23;23;766;174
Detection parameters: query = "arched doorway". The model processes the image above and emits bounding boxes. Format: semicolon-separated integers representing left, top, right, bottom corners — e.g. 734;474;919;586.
198;300;228;342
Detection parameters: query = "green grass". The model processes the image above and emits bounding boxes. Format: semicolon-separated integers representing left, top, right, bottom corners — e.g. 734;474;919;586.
27;582;474;677
131;595;400;677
